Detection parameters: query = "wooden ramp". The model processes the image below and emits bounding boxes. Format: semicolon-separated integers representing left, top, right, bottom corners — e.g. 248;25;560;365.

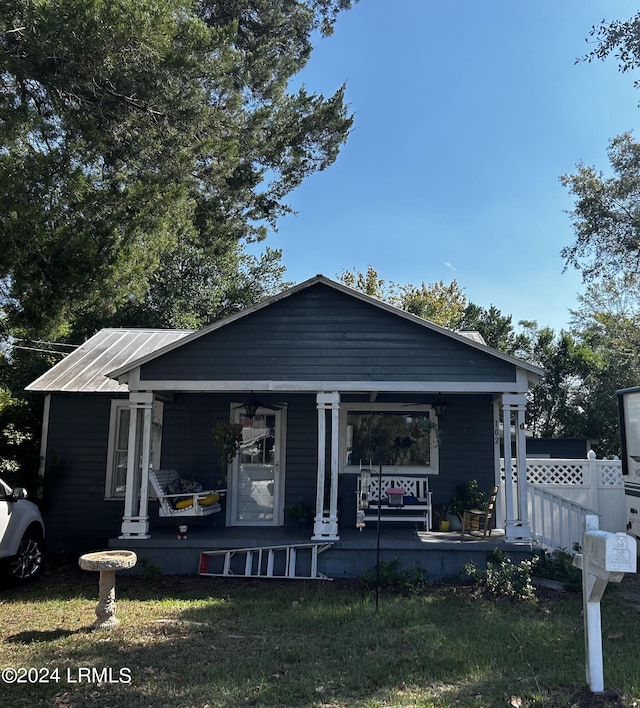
198;543;334;580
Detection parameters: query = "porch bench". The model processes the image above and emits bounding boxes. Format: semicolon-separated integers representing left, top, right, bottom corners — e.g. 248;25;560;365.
357;470;433;530
149;469;226;518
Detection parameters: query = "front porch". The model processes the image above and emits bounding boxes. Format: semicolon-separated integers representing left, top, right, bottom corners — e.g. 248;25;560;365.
108;524;537;580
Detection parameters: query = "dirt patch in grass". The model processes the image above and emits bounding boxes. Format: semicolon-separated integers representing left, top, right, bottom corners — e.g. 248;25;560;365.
569;687;626;708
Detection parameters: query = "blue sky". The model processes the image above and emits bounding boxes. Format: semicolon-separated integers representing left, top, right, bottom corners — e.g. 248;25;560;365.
261;0;640;332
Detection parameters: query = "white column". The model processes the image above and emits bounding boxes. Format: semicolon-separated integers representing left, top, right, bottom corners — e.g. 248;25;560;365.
329;395;340;528
502;393;531;541
120;392;154;539
313;392;340;541
313;394;327;536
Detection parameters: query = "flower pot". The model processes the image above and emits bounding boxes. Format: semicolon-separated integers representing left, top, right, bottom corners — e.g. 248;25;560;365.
439;520;450;532
446;512;462;531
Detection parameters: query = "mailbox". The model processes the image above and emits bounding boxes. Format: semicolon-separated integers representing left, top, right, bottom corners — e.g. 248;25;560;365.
574;516;637;694
582;529;637;578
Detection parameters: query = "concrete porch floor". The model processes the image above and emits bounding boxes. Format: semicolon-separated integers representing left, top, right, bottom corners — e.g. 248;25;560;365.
108;523;537;581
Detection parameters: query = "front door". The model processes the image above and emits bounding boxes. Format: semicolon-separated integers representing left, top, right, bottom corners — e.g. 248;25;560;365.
229;408;285;526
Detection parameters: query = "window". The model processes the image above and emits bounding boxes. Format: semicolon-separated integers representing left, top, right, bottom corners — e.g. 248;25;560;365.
342;404;439;474
105;399;164;499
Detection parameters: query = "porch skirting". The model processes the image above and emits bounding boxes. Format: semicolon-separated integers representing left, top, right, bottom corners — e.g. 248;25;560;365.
108;527;536;581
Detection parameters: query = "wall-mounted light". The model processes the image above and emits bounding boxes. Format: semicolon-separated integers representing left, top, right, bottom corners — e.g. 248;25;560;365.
242;402;259;419
433;398;448;418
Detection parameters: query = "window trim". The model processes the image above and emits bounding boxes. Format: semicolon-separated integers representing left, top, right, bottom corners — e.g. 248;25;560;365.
339;402;439;475
105;398;164;499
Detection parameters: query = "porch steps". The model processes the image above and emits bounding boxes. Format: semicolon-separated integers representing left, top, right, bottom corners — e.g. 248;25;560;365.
198;543;334;580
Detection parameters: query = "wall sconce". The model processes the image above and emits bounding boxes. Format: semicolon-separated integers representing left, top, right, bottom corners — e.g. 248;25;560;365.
433;398;448;418
242;402;258;419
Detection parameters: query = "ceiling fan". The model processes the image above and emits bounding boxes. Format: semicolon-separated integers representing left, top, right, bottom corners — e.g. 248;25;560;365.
401;397;448;417
234;394;284;419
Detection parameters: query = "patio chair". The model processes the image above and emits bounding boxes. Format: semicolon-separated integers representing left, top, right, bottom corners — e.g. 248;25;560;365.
461;485;499;537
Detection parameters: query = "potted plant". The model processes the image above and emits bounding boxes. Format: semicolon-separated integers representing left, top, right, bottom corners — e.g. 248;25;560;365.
448;480;487;531
212;421;243;485
433;503;450;532
286;501;314;527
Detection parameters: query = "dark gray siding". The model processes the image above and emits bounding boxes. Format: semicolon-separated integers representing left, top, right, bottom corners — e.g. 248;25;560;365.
139;284;517;384
338;395;496;530
429;395;495;509
43;393;124;551
160;393;319;527
42;389;495;545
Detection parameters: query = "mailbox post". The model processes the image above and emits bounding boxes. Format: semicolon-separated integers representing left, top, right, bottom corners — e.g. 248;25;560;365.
573;515;637;694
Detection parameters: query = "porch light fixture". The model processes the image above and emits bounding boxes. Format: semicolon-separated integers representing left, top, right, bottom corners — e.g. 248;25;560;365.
433;398;448;418
242;401;259;419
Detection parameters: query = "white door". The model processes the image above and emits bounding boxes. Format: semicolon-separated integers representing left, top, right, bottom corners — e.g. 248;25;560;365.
229;408;285;526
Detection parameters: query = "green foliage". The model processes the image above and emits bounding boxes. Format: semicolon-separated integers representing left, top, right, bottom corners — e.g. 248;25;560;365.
534;549;582;592
461;550;538;600
361;557;429;596
212;421;243;480
399;279;467;328
285;500;314;521
458;302;530;355
561;132;640;281
0;0;355;338
448;480;486;517
566;275;640;455
517;322;596;439
0;385;41;491
338;265;401;303
138;557;162;581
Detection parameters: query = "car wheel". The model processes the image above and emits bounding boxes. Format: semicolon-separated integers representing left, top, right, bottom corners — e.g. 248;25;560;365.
8;529;44;583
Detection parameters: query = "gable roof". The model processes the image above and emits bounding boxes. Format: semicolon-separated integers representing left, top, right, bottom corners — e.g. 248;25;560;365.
107;275;544;383
26;328;193;393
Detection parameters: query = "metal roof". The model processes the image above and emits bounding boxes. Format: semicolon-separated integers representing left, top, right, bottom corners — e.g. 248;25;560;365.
25;328;193;393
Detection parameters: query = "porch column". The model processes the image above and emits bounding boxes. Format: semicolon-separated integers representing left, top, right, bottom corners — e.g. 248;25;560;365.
502;393;531;541
313;392;340;541
119;392;154;539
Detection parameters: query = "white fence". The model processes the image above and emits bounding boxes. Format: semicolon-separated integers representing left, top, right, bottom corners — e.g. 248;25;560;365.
499;451;625;552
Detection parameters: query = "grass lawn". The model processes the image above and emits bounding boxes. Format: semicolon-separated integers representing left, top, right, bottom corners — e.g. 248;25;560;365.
1;555;639;707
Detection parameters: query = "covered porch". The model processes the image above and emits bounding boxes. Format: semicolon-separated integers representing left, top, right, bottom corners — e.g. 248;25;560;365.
27;276;546;559
116;388;535;546
109;522;535;580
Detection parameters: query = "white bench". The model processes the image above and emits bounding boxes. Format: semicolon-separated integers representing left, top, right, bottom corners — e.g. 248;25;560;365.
149;469;225;518
357;470;432;530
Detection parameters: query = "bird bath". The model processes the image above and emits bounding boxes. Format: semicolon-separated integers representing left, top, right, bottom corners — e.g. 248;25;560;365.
78;550;137;630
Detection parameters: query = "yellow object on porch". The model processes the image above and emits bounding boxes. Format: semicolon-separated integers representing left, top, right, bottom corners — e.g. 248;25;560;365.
461;485;499;537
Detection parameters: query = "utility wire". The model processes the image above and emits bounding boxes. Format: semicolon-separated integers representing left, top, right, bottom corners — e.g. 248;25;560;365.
11;345;69;356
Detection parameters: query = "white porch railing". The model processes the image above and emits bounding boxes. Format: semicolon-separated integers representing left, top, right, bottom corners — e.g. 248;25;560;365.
499;451;625;552
528;486;593;551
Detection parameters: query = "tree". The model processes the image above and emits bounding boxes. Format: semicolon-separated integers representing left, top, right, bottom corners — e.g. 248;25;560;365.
338;267;527;347
580;13;640;82
399;280;467;329
73;245;291;336
567;274;640;454
516;322;595;440
458;303;529;355
560;132;640;280
338;267;467;328
338;266;400;303
0;0;355;339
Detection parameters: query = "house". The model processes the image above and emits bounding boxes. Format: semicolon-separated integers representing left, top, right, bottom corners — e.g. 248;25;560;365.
27;276;544;576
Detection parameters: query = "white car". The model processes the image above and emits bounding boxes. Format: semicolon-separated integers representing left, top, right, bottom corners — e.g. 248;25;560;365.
0;477;45;584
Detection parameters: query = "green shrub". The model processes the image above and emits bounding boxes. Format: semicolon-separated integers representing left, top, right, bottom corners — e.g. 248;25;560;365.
461;550;538;600
139;557;162;580
533;549;582;592
361;557;428;595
